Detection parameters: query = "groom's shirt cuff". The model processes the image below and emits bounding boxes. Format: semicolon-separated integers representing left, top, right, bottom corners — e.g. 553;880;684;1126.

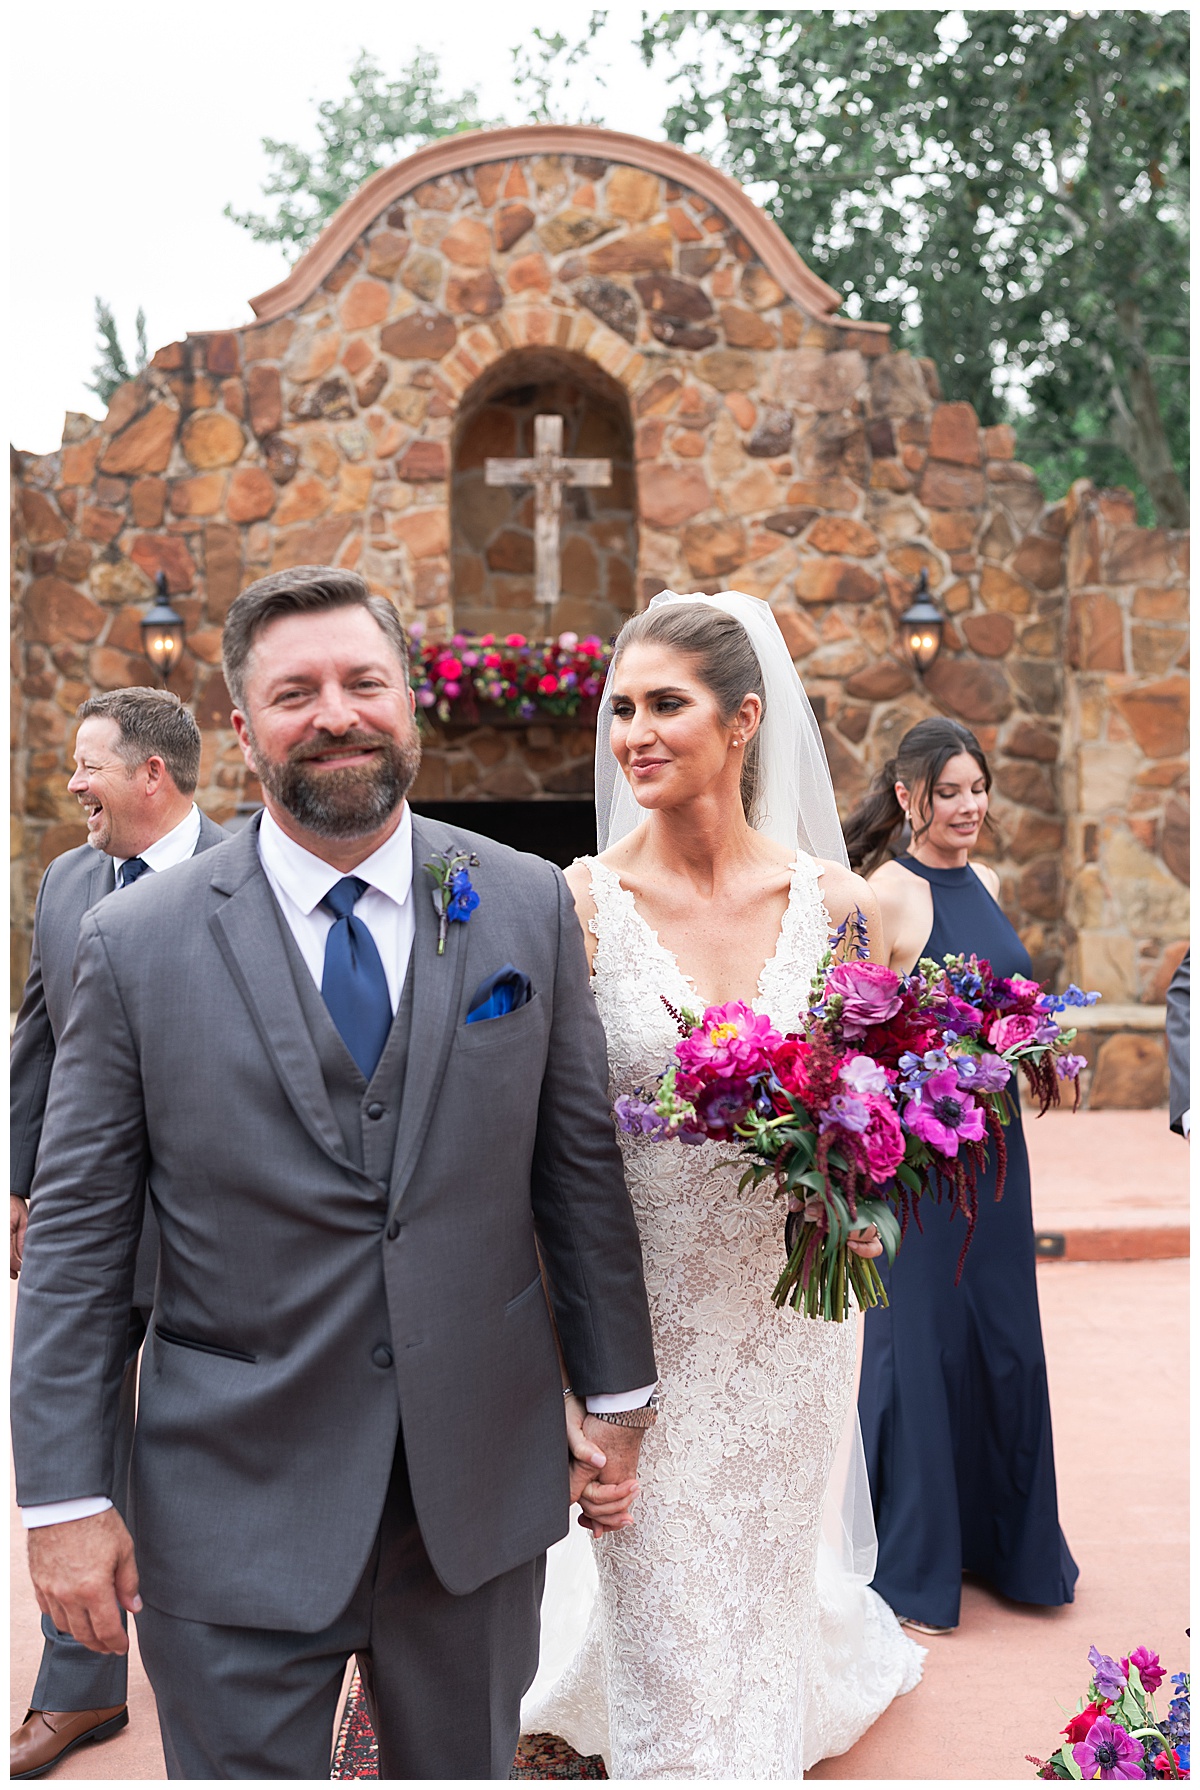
586;1384;657;1414
21;1496;113;1528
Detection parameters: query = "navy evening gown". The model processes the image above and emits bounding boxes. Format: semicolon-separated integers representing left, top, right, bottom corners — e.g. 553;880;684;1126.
857;856;1079;1629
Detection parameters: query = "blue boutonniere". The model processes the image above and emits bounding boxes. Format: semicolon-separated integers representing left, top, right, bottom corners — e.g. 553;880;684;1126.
424;848;481;955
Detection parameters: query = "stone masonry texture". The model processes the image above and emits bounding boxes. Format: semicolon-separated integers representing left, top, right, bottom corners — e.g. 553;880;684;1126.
9;138;1189;1016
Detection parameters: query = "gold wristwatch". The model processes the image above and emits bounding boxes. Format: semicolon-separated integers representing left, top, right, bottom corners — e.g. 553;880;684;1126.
591;1394;659;1429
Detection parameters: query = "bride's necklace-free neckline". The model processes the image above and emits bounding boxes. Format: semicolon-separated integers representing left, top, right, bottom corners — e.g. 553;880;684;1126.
593;856;810;1012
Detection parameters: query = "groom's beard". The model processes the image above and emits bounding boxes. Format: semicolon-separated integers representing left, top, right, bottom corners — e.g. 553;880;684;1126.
248;725;422;839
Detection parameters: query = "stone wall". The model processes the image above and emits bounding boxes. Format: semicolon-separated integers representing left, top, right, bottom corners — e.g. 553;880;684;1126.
1060;480;1189;1005
452;357;636;640
9;128;1190;1013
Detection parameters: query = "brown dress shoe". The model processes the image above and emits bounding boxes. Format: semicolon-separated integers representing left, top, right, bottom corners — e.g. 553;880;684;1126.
11;1706;129;1779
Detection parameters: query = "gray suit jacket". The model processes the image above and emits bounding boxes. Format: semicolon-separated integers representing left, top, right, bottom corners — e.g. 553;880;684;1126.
10;812;228;1306
1166;949;1190;1135
12;812;656;1631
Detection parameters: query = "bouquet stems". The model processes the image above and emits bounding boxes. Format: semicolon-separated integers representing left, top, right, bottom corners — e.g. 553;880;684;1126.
771;1221;890;1322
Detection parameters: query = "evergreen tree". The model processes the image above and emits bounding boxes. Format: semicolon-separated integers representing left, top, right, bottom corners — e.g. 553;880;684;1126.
86;299;148;406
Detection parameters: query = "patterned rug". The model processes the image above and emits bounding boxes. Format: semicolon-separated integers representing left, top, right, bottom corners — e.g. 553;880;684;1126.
330;1670;607;1779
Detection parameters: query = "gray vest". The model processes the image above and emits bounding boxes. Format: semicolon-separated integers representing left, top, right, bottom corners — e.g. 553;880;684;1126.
274;907;414;1186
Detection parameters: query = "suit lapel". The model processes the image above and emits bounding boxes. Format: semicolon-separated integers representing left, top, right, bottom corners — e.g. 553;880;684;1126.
207;823;358;1173
89;854;116;905
387;816;473;1216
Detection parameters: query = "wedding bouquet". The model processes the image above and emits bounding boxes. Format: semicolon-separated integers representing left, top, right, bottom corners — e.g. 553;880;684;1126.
614;921;1095;1322
1028;1645;1188;1779
409;626;611;723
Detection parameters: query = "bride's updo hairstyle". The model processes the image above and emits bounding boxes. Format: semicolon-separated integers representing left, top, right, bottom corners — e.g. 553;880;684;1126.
611;602;766;823
844;716;992;874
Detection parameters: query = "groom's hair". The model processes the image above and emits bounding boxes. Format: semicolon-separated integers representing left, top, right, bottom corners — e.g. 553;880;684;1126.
222;566;410;710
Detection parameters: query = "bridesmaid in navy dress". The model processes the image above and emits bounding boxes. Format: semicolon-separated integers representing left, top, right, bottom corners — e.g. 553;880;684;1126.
845;718;1078;1635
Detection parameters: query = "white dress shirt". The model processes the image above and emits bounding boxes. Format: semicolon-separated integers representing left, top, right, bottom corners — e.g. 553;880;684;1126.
24;803;649;1527
112;802;202;883
257;803;415;1010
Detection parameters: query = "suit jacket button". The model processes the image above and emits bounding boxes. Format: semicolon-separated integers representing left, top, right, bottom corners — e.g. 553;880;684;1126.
386;1220;400;1241
367;1102;385;1120
372;1344;394;1369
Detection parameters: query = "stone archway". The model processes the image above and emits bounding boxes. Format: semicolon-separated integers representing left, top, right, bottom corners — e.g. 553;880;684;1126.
450;346;636;639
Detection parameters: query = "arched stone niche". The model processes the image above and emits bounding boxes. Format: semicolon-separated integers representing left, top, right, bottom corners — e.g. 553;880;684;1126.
451;346;636;639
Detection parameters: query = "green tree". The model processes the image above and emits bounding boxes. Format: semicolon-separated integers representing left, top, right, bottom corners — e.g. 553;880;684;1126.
86;299;148;406
226;49;502;258
638;10;1189;523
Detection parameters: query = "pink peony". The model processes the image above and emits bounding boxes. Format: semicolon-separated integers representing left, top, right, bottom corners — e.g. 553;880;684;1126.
903;1066;987;1157
988;1013;1041;1053
858;1094;907;1184
677;1002;783;1081
825;962;904;1037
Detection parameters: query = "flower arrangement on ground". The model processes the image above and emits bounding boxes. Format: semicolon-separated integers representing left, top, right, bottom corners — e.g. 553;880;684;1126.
408;626;611;723
1028;1645;1188;1779
614;918;1095;1322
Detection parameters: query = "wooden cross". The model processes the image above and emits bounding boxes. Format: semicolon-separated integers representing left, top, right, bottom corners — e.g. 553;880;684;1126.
485;413;612;634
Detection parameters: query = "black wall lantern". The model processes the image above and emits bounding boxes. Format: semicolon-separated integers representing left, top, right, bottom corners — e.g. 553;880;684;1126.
899;570;945;674
141;571;186;680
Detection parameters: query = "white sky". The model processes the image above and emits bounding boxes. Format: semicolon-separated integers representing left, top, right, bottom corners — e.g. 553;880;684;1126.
8;1;678;453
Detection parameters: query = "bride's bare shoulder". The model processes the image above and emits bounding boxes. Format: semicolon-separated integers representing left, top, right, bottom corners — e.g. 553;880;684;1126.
812;857;878;922
563;857;598;922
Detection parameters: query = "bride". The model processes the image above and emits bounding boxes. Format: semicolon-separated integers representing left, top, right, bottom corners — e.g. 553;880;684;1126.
524;592;923;1779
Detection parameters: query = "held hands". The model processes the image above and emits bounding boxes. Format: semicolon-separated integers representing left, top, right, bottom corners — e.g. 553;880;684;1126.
27;1508;141;1654
10;1194;28;1278
564;1394;642;1535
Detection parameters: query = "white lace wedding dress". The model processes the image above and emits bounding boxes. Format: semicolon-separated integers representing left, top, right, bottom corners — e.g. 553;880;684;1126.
523;853;923;1779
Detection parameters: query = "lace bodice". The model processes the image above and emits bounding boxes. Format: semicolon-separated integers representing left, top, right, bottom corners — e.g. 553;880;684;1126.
523;855;922;1778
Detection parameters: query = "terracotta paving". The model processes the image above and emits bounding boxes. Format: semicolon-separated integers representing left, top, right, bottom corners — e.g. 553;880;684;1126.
9;1113;1189;1780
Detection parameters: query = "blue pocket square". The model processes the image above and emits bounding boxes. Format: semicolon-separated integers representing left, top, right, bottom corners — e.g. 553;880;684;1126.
465;964;533;1024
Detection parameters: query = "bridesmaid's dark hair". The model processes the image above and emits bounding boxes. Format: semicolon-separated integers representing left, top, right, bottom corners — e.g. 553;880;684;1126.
844;717;992;874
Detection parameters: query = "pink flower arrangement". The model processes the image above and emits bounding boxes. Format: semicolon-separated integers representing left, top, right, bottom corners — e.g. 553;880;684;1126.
410;629;612;723
616;937;1095;1323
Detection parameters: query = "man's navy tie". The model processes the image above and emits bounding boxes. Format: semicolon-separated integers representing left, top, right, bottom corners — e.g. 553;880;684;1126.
118;856;152;888
320;876;393;1081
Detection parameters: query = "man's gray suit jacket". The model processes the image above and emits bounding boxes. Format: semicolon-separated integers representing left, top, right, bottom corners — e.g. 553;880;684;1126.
11;812;656;1632
9;812;228;1308
1166;948;1190;1135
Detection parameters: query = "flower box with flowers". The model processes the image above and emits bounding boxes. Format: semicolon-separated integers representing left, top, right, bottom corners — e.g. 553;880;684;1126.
409;627;612;728
615;919;1096;1323
1028;1644;1188;1780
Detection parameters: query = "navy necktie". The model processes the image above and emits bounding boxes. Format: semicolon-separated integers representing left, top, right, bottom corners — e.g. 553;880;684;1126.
320;876;393;1081
119;857;152;888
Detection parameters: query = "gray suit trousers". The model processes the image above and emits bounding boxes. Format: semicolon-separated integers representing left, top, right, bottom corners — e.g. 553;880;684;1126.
134;1442;545;1780
30;1306;148;1712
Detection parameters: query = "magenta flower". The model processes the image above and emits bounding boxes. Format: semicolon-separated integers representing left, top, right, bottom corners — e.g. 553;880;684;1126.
1072;1715;1145;1780
677;1003;783;1079
1124;1647;1166;1695
858;1094;907;1183
903;1066;987;1157
825;962;904;1037
988;1012;1041;1053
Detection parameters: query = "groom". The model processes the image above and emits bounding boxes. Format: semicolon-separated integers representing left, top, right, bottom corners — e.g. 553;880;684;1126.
11;566;657;1779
